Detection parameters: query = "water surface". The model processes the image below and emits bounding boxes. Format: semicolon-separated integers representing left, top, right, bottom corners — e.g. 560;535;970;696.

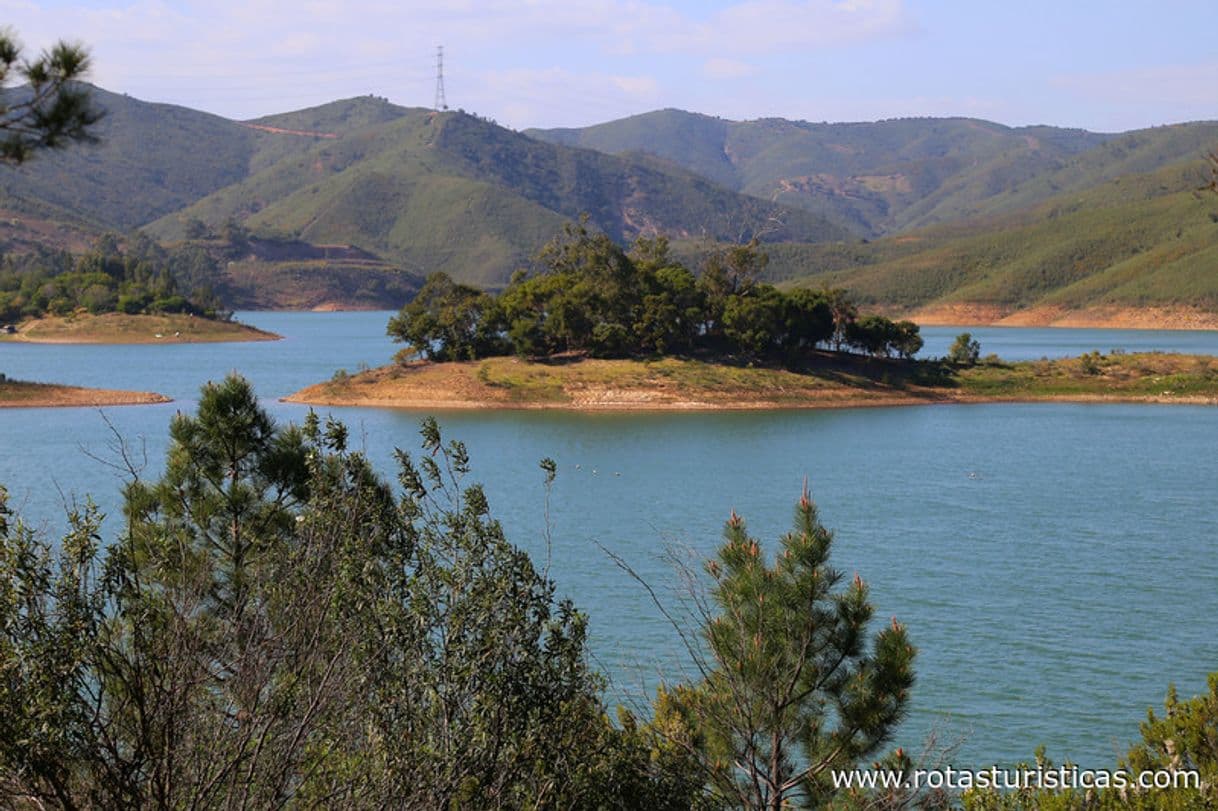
2;312;1215;769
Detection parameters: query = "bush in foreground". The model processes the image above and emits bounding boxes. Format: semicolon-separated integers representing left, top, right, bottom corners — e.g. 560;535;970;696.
0;376;698;808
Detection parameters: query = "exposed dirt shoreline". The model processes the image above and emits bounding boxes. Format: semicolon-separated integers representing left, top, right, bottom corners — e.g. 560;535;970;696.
284;355;1218;412
286;391;1218;411
909;304;1218;331
0;313;280;344
0;380;171;408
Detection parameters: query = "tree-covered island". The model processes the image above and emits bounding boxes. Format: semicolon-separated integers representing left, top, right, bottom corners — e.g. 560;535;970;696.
386;222;923;364
291;223;1218;411
0;233;277;345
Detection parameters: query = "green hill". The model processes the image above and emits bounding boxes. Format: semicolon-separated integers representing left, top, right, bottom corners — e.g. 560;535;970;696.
759;156;1218;319
530;110;1218;238
146;109;849;288
5;87;1218;314
0;86;266;230
0;89;421;232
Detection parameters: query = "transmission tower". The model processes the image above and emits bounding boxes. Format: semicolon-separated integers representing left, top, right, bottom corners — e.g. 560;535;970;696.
433;45;448;111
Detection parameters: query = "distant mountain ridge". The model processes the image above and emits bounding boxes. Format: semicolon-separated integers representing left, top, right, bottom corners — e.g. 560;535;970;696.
753;157;1218;324
2;87;1217;313
1;88;846;289
529;109;1218;237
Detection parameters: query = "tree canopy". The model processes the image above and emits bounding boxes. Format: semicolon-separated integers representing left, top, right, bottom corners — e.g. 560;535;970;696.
0;376;702;808
656;486;916;809
0;233;230;322
388;221;920;365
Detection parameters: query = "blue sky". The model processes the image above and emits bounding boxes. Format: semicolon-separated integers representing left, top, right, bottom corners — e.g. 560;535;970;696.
2;0;1215;131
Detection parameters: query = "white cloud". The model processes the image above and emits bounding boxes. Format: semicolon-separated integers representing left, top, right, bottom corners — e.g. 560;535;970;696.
0;0;912;122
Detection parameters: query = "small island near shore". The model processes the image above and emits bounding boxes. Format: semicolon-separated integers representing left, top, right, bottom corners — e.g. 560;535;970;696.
0;376;170;408
287;351;1218;411
1;233;279;344
0;311;277;344
1;234;268;406
1;310;277;343
287;227;1218;411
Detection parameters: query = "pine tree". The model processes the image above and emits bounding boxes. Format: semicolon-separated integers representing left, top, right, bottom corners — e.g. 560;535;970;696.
0;29;100;164
664;482;916;809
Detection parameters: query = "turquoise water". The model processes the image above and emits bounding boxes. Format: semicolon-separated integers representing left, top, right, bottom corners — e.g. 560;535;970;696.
917;324;1218;360
2;313;1217;769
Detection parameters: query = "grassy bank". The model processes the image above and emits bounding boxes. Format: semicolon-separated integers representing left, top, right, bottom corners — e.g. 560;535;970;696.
285;352;1218;411
956;351;1218;400
0;313;279;344
0;378;171;408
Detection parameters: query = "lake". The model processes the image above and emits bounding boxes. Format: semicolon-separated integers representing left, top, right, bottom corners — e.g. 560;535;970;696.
2;312;1217;769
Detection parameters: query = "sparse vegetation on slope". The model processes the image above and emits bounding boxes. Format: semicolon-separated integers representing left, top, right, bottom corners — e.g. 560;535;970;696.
531;109;1218;238
4;89;1217;314
757;157;1218;322
530;109;1126;235
148;109;848;288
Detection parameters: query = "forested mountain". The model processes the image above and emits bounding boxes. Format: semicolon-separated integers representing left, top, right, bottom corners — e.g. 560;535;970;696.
1;88;845;290
2;86;1216;313
144;109;847;287
530;109;1218;238
758;156;1218;320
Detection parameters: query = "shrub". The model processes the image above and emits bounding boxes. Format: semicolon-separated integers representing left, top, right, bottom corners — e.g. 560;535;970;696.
948;332;982;366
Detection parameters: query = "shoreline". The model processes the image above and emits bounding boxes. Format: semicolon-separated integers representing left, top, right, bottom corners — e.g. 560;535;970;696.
0;313;280;344
908;304;1218;331
284;354;1218;412
0;380;171;408
284;390;1218;412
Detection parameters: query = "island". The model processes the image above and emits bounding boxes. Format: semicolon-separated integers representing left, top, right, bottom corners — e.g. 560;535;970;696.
286;351;1218;411
287;230;1218;411
0;234;279;344
0;312;278;344
0;377;170;408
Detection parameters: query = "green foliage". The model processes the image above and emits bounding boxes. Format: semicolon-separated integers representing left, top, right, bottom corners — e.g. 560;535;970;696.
388;223;908;365
0;29;101;164
0;376;700;808
845;314;923;359
387;271;507;360
722;285;786;357
0;232;229;321
948;332;982;366
1079;350;1103;376
1122;674;1218;806
662;485;916;809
